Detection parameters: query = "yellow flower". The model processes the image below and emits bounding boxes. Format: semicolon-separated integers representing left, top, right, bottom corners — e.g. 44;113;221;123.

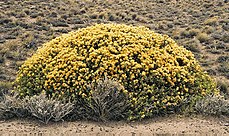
15;23;217;120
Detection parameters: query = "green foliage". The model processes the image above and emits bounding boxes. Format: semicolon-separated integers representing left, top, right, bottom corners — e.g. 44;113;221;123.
15;24;219;120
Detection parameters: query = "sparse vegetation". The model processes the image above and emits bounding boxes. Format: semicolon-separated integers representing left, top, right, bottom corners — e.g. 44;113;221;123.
188;29;201;37
196;32;210;43
0;94;28;119
217;80;229;98
24;93;74;124
218;63;229;78
0;81;12;97
204;17;218;26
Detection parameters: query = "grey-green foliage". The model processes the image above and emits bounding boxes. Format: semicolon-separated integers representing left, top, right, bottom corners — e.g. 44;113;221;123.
195;95;229;116
0;93;74;124
24;93;74;124
70;78;130;122
0;78;129;123
0;94;29;119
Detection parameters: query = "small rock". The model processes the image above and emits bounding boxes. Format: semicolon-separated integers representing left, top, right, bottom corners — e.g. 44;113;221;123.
224;123;229;126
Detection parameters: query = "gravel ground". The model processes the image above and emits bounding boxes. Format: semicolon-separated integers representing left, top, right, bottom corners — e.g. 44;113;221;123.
0;115;229;136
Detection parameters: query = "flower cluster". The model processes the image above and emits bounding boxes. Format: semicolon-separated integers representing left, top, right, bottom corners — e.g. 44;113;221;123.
15;24;218;120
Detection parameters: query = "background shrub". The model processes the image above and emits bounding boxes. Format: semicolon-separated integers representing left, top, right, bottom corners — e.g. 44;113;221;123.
0;81;12;100
15;24;218;120
217;80;229;99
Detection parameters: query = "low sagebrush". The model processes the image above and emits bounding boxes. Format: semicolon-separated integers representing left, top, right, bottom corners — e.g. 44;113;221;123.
194;95;229;116
0;94;29;119
23;93;74;124
0;93;74;124
70;78;130;122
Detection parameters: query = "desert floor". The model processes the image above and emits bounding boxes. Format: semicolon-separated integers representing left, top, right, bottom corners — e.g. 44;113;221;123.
0;115;229;136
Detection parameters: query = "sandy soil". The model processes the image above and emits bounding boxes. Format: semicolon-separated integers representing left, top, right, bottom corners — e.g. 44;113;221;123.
0;115;228;136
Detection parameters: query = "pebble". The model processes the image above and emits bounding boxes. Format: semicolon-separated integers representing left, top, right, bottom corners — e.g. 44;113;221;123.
224;123;229;126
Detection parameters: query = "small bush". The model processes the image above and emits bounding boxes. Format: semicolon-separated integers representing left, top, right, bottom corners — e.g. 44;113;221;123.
195;95;229;116
69;78;130;122
197;33;210;43
0;94;29;119
23;93;74;124
204;17;218;26
203;26;214;34
218;63;229;78
217;80;229;98
222;33;229;43
217;56;229;63
184;40;201;53
0;93;74;124
188;29;201;37
180;30;190;38
0;55;4;63
0;81;12;96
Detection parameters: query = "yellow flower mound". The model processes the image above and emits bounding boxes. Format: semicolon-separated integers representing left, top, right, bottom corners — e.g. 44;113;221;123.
15;24;218;119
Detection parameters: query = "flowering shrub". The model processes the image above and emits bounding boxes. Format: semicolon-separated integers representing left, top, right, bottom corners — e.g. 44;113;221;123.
15;24;218;120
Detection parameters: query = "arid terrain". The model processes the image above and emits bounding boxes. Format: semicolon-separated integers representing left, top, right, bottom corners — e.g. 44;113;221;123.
0;0;228;135
0;115;229;135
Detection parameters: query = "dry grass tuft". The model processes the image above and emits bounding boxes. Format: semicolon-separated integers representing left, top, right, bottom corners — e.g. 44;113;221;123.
204;17;218;26
196;32;210;43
